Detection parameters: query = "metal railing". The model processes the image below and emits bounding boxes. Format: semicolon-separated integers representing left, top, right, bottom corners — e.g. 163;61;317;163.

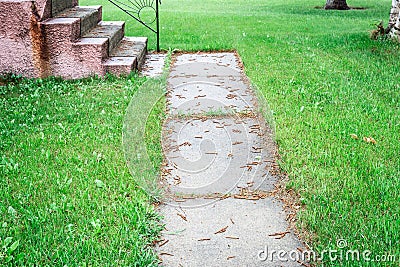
107;0;161;52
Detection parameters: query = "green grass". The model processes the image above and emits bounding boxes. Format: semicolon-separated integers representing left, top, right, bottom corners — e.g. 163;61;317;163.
1;0;399;266
0;75;164;266
79;0;400;265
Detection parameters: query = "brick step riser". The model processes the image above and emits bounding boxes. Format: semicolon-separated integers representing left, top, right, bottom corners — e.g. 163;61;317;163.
52;0;78;16
83;21;125;55
41;19;109;78
55;6;102;36
104;37;148;75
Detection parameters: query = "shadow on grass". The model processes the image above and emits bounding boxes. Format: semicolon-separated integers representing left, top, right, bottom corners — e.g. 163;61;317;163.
314;6;367;10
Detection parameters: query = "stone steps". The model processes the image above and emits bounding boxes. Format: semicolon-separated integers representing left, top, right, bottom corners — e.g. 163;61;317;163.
83;21;125;54
110;37;148;69
49;0;148;78
55;6;102;35
104;37;148;74
52;0;78;16
0;0;148;79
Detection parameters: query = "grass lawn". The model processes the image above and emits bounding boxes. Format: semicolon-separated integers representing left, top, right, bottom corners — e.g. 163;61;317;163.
82;0;399;265
0;75;164;266
1;0;399;265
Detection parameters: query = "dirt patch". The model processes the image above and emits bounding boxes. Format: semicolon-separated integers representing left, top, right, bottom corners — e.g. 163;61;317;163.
350;6;367;10
314;6;367;10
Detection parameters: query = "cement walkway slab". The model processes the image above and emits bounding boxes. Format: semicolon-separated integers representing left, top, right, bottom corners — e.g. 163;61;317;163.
159;198;303;267
157;52;304;266
141;53;167;77
161;117;276;196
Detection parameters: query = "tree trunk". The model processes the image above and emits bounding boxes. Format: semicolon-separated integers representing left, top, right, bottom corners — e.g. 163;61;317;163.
324;0;350;10
387;0;400;40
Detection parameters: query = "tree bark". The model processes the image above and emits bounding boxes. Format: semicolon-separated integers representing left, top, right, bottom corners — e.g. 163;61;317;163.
387;0;400;40
324;0;350;10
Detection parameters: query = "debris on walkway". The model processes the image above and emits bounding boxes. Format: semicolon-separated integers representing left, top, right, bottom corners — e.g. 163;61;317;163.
158;52;305;266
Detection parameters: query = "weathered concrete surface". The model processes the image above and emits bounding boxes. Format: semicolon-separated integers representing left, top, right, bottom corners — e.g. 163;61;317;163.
162;117;277;196
168;53;256;114
41;17;107;78
0;0;37;77
83;21;125;54
52;0;78;16
0;0;77;76
36;0;52;20
103;56;136;75
141;53;167;77
158;53;305;266
56;6;102;35
173;53;242;72
159;198;304;267
110;37;148;69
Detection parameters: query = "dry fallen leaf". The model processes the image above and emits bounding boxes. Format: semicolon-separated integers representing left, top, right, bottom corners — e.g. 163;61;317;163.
363;137;377;144
350;134;359;140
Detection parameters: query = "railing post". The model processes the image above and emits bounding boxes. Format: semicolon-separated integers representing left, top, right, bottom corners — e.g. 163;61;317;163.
156;0;160;52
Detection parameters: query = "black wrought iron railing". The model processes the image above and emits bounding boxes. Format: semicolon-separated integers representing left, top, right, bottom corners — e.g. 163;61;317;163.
107;0;161;52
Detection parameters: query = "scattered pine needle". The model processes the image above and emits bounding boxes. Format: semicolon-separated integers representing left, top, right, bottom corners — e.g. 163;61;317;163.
269;231;291;239
160;252;174;256
214;226;229;234
177;213;187;221
159;240;170;247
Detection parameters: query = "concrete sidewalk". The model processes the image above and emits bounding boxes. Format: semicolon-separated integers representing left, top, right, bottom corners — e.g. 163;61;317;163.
157;53;305;267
